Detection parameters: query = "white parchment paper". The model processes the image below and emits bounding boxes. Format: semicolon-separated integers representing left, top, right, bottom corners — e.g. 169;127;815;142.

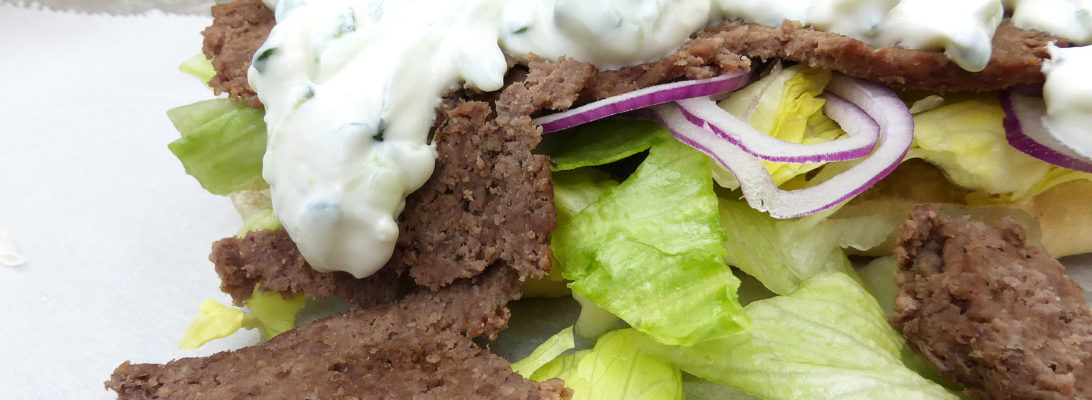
0;2;1090;399
0;4;259;399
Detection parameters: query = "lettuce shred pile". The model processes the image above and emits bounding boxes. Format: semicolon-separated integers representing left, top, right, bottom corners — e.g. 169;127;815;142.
168;54;1089;398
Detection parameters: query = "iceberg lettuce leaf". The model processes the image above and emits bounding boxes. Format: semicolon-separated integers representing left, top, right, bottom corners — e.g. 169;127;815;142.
856;256;899;318
910;97;1092;199
180;53;216;84
246;289;306;340
527;329;683;400
637;272;959;400
511;326;576;378
167;98;268;195
553;134;749;345
178;299;253;350
178;287;305;349
230;187;283;237
539;118;664;171
552;168;619;227
717;196;855;295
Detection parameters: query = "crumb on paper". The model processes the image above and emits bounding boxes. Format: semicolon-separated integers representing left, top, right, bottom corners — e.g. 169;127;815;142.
1;228;26;267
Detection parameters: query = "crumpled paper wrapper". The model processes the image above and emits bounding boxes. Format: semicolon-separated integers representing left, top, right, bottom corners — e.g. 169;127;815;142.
1;2;1089;399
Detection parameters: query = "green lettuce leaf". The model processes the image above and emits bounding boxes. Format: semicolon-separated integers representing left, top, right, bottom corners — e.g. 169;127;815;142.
552;168;619;227
553;134;749;345
246;290;307;339
857;256;899;318
573;292;622;339
178;287;305;349
638;272;958;400
717;196;855;295
527;329;683;400
178;298;250;350
167;98;268;195
230;186;283;237
180;53;216;84
511;326;576;378
910;97;1092;199
538;118;664;171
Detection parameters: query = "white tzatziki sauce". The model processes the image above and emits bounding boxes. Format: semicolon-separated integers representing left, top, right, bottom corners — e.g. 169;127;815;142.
1008;0;1092;44
252;0;1092;279
250;0;705;278
714;0;1003;71
1041;44;1092;158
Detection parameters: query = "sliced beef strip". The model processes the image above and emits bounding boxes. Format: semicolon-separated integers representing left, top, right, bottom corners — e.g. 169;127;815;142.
107;266;570;400
211;229;403;308
214;95;557;299
199;2;1061;113
709;20;1063;92
388;99;556;289
892;205;1092;400
201;0;272;109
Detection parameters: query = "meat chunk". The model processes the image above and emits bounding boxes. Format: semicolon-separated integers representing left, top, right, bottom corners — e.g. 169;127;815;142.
201;0;272;109
708;21;1062;92
107;267;570;400
389;99;556;289
892;205;1092;400
211;229;403;308
213;96;557;298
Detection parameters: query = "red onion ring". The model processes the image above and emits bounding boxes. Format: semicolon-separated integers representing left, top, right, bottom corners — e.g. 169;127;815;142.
653;74;913;219
1000;90;1092;173
674;93;878;163
533;71;751;133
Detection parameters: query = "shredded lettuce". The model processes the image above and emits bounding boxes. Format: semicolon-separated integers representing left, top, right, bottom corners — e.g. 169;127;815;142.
179;299;250;350
552;169;619;227
179;53;216;84
524;329;683;400
637;272;958;400
714;65;846;188
910;97;1092;199
572;292;622;339
178;287;305;350
520;168;620;298
166;98;268;195
682;374;763;400
717;196;856;295
511;326;575;378
538;119;664;171
246;290;307;339
553;133;750;345
230;186;282;236
857;256;900;318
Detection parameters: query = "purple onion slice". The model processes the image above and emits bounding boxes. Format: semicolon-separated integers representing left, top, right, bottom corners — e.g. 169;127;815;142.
533;71;751;134
674;93;879;163
653;74;914;219
1000;90;1092;173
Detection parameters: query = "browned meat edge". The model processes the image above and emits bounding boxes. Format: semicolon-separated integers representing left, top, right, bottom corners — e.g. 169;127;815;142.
205;2;752;303
107;266;571;400
211;229;404;308
709;20;1063;92
202;1;1062;108
892;205;1092;400
201;0;271;109
213;92;561;304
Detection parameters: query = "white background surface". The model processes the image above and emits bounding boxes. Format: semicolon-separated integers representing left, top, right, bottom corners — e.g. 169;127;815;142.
0;4;261;398
2;2;1091;399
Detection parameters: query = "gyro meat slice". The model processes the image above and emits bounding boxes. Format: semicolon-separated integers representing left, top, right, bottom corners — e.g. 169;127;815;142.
893;205;1092;400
